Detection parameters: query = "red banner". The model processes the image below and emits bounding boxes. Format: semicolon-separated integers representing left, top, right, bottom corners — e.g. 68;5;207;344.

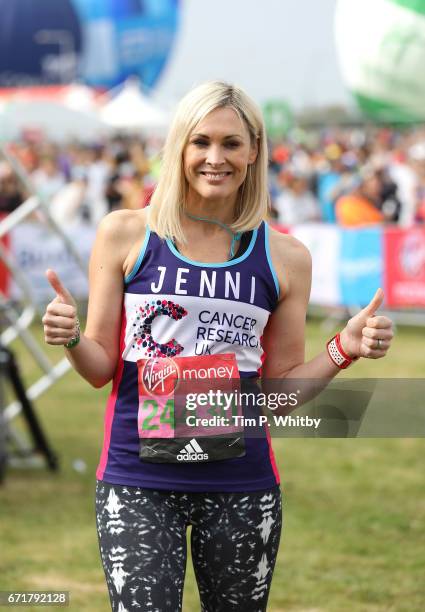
384;227;425;307
0;213;10;297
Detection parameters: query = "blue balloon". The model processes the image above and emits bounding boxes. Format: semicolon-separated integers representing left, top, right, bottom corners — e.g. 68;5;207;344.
0;0;180;89
0;0;82;86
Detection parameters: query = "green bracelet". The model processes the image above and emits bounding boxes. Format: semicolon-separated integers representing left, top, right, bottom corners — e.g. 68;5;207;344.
65;318;81;349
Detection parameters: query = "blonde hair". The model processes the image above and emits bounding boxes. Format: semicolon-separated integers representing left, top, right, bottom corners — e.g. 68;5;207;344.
148;80;270;243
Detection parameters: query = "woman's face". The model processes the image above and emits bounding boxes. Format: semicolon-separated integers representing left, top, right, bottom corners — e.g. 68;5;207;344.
183;106;258;205
362;174;382;202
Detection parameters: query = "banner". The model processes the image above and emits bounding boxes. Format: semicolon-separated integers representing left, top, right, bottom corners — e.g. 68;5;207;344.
8;222;95;302
384;226;425;306
339;226;383;307
278;223;425;309
291;223;342;306
2;221;425;308
0;213;11;296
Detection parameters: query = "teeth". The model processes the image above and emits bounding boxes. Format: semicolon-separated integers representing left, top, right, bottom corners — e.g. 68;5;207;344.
202;173;228;179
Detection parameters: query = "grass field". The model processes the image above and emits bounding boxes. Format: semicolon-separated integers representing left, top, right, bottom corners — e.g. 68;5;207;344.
0;318;424;611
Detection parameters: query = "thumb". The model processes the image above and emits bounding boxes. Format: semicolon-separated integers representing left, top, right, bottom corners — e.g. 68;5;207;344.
362;287;384;317
46;269;74;304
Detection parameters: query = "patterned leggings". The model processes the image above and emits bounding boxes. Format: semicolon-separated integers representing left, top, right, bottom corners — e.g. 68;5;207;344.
95;481;282;612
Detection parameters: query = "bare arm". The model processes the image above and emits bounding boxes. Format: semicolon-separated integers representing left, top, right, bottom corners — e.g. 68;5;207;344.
43;209;147;388
262;232;341;381
261;228;393;407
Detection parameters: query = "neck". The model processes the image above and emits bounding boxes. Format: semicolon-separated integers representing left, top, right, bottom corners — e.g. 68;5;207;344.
184;192;237;226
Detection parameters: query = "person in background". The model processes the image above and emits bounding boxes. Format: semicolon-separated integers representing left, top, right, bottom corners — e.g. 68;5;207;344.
335;167;386;227
116;166;146;211
84;146;110;225
273;170;320;225
31;154;66;202
0;163;26;213
316;144;344;223
48;167;88;226
408;142;425;224
388;141;420;227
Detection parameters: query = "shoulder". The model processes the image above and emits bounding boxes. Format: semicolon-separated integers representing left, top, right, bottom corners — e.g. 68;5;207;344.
267;224;312;298
92;208;149;272
335;194;351;205
268;225;311;270
97;209;147;257
97;207;148;243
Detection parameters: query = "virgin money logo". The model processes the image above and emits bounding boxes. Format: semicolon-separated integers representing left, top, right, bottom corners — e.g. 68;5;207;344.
142;357;179;396
399;231;425;277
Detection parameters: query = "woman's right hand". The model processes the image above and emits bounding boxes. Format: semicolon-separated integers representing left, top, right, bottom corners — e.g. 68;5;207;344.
43;269;79;346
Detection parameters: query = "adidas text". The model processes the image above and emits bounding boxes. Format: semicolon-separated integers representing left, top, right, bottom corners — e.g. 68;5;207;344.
177;439;208;461
177;452;209;461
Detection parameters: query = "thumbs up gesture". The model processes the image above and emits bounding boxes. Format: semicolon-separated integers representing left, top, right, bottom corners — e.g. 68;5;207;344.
339;288;394;359
42;269;79;346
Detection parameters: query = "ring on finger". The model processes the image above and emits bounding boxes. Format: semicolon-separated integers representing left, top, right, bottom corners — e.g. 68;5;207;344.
376;338;383;349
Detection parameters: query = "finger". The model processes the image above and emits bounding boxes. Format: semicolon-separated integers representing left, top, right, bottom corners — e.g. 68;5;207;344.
44;327;75;340
42;314;76;330
362;288;384;317
45;336;74;346
362;336;391;350
362;327;394;341
46;301;77;318
366;315;393;329
46;269;73;303
361;344;387;358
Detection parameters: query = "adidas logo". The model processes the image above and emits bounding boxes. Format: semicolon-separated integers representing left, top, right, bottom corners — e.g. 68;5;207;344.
177;438;209;461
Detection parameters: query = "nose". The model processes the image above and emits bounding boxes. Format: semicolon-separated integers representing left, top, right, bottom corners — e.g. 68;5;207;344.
206;144;225;167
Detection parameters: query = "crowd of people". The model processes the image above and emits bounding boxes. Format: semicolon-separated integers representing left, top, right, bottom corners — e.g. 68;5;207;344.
1;125;425;228
269;125;425;227
0;136;161;225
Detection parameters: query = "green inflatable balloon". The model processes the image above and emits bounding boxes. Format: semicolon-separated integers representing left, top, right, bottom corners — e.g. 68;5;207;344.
262;100;293;138
335;0;425;121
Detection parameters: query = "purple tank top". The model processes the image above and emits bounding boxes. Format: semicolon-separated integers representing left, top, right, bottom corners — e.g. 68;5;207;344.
96;221;281;491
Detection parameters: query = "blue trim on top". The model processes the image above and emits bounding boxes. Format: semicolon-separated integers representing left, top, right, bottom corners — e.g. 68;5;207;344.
124;226;151;283
166;227;258;268
264;222;280;299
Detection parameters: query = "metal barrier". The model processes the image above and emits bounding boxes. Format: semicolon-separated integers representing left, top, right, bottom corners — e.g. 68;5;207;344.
0;144;88;472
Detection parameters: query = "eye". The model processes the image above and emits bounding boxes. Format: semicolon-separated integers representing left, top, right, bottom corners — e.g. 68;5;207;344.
191;139;208;147
224;141;241;148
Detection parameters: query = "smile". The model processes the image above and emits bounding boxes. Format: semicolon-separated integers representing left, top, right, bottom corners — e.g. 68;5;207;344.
199;172;232;180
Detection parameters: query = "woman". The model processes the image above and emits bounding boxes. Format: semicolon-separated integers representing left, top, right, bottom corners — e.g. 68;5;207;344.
43;81;393;611
334;166;401;227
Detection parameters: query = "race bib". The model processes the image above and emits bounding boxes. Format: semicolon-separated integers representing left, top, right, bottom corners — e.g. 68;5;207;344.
137;353;245;463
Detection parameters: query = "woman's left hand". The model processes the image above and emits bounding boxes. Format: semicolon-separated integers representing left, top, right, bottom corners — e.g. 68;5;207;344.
339;288;394;359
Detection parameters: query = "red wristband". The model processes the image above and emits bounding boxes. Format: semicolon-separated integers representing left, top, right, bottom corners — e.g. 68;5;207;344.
326;333;359;369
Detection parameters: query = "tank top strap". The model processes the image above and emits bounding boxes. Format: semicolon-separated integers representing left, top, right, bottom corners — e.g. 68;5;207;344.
250;220;267;258
247;221;280;302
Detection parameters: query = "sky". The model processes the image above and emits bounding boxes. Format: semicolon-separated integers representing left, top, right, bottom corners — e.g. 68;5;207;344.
155;0;352;111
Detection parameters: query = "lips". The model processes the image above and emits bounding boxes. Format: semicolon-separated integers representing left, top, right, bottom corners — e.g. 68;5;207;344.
199;171;232;180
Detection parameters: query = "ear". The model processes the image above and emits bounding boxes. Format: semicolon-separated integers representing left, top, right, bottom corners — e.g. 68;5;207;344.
248;137;259;165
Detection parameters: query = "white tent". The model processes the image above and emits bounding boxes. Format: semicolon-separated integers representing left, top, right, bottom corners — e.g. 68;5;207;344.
61;84;99;113
0;84;106;141
0;100;106;142
99;80;170;131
